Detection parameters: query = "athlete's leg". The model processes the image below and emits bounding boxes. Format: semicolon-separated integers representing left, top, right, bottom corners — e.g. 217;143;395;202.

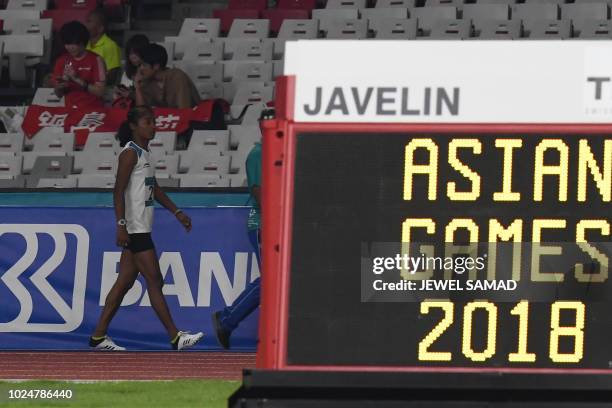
92;249;139;337
219;229;261;331
133;249;179;339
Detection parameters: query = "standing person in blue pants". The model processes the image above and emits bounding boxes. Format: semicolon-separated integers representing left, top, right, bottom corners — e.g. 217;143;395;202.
212;141;261;349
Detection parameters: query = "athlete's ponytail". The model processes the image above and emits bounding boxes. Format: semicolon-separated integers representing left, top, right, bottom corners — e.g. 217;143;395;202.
116;105;155;147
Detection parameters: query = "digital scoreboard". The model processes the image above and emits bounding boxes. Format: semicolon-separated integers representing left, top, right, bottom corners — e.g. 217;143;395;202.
245;43;612;408
281;129;612;371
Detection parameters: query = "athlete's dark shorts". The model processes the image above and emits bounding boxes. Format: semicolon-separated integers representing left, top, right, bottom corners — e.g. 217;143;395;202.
127;233;155;253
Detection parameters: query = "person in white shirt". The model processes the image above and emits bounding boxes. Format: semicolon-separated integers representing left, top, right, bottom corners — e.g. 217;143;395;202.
90;105;203;351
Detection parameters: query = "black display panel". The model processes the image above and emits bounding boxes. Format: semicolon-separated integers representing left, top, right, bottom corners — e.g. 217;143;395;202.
287;132;612;369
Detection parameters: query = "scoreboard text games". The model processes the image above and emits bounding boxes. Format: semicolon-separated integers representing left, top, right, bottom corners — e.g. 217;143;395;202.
286;131;612;371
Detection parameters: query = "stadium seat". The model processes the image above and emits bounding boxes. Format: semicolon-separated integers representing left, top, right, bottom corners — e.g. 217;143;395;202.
233;62;274;82
462;4;510;21
190;130;230;151
83;132;119;153
228;0;267;10
77;150;117;174
181;61;224;84
0;9;40;20
183;40;223;61
229;125;262;150
427;19;472;38
476;0;514;4
28;155;74;187
3;18;52;65
525;0;564;5
166;36;209;60
228;19;270;39
313;9;359;32
232;40;273;60
277;19;319;38
512;4;559;32
0;133;24;153
425;0;464;8
0;34;44;82
178;174;230;188
188;153;231;174
360;7;409;20
228;142;256;173
219;38;261;59
561;3;609;34
273;60;284;79
77;174;115;188
7;0;47;11
412;6;458;33
179;18;221;38
370;18;418;39
32;88;64;107
0;155;23;179
21;151;69;173
179;149;221;173
149;131;177;155
325;19;368;38
32;128;74;152
0;176;26;188
578;19;612;38
212;9;260;35
472;19;522;39
527;19;572;38
156;178;179;188
277;0;316;11
229;174;247;187
326;0;367;9
196;83;225;100
36;176;78;188
54;0;96;10
236;103;266;125
233;82;274;103
150;154;179;178
261;9;310;35
375;0;416;7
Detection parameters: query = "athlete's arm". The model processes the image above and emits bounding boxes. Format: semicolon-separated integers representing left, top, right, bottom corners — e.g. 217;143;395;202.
154;181;192;232
114;149;137;247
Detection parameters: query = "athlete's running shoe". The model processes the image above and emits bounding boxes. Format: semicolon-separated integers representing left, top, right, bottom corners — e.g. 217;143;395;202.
89;336;126;351
172;331;204;351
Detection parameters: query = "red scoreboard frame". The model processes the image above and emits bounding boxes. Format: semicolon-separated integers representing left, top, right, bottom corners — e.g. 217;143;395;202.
256;75;612;375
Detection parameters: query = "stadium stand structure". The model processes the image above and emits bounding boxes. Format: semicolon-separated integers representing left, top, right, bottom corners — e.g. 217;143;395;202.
1;0;611;187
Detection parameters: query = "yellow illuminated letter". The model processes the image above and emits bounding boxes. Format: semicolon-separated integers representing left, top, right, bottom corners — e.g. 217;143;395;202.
488;219;523;281
494;139;522;202
447;139;482;201
401;219;436;280
531;219;566;282
577;140;612;202
534;140;569;202
404;139;438;201
444;219;479;280
575;220;609;283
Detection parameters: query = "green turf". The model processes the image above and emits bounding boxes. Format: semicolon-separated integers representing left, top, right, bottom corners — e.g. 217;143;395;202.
0;380;240;408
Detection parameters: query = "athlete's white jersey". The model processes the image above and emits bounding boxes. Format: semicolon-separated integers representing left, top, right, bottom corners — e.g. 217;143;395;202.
122;141;155;234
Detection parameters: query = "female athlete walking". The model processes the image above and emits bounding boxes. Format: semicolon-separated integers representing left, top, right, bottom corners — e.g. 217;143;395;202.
90;105;203;351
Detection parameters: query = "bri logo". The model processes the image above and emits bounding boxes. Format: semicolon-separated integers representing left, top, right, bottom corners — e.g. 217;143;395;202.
0;225;89;333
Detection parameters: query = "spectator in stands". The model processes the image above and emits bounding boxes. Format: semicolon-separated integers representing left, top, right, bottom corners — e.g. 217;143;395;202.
52;21;106;109
134;43;201;109
85;8;122;85
114;34;150;103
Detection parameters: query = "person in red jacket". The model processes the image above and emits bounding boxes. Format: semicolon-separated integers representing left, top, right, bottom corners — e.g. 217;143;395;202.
51;21;106;109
